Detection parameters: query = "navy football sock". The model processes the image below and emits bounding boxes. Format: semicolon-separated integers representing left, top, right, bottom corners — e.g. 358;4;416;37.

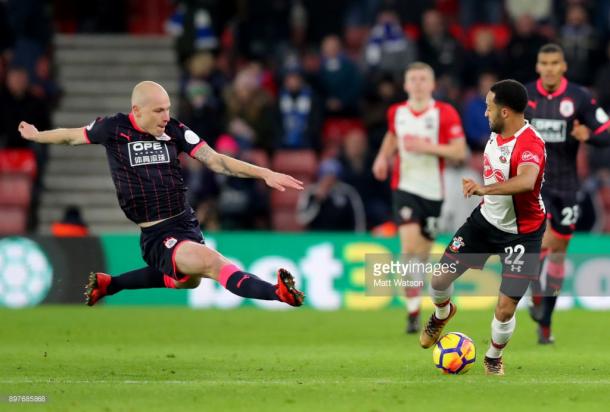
106;266;167;295
539;259;565;327
540;295;558;327
220;265;278;301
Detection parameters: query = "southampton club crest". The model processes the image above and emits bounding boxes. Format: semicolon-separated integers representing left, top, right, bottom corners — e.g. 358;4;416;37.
449;236;465;253
164;237;178;249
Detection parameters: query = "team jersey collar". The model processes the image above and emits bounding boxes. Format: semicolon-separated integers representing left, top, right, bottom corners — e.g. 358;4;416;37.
128;112;146;133
496;120;530;146
536;77;568;99
406;99;435;116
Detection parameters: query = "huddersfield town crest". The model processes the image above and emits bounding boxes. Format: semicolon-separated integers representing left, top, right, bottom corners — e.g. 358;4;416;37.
559;98;574;117
449;236;465;253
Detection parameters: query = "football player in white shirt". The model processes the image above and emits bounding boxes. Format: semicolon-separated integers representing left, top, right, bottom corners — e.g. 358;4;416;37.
373;62;466;333
419;80;546;375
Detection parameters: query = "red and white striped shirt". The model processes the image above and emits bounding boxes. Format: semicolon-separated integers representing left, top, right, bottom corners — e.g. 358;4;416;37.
387;100;464;201
481;121;546;234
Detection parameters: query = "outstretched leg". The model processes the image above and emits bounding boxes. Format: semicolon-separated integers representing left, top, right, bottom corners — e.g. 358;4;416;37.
174;241;304;306
85;266;201;306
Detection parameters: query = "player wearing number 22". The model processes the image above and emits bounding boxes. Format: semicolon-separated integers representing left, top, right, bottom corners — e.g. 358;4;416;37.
525;44;610;344
419;80;546;376
18;81;305;308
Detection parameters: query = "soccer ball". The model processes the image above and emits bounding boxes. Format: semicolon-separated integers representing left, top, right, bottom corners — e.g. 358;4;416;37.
432;332;476;374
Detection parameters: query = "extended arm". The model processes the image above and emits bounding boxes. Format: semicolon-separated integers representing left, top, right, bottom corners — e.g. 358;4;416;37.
372;131;397;181
193;144;303;191
404;137;467;162
18;121;88;145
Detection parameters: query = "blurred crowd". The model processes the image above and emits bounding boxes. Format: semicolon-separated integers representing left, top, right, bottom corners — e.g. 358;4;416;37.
168;0;610;233
0;0;60;231
2;0;610;233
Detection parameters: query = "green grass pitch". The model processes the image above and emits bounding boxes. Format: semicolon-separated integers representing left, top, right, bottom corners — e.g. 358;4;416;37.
2;306;610;411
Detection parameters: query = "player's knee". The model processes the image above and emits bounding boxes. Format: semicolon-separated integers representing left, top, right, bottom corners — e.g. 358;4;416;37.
430;275;451;291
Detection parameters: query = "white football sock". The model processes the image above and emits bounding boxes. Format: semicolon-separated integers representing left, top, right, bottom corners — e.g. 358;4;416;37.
486;316;516;358
430;284;453;319
406;296;421;314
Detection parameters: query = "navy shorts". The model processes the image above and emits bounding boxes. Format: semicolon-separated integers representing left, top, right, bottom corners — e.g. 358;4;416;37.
139;210;205;280
541;187;578;238
440;207;545;299
392;190;442;240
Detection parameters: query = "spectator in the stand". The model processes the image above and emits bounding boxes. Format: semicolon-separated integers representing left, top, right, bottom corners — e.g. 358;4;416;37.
559;4;599;86
166;0;231;65
504;14;548;83
417;9;463;80
51;206;89;237
343;23;369;66
463;72;497;151
364;9;417;82
318;35;363;117
338;128;391;229
276;66;322;150
462;28;504;88
0;66;50;149
224;64;276;153
179;52;226;146
30;54;62;111
189;134;270;230
297;158;366;232
362;72;404;152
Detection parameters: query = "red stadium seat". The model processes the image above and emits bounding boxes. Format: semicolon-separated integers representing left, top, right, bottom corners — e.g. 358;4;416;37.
0;149;37;179
403;24;421;41
321;118;365;150
272;208;304;232
272;150;318;182
271;189;301;209
448;23;467;47
243;149;270;169
0;174;33;207
0;206;28;235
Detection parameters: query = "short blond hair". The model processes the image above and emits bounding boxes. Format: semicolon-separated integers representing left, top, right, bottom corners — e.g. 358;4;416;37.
405;62;435;78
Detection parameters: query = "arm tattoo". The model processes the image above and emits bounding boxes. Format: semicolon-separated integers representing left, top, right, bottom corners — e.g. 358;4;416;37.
195;144;252;178
218;156;250;177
